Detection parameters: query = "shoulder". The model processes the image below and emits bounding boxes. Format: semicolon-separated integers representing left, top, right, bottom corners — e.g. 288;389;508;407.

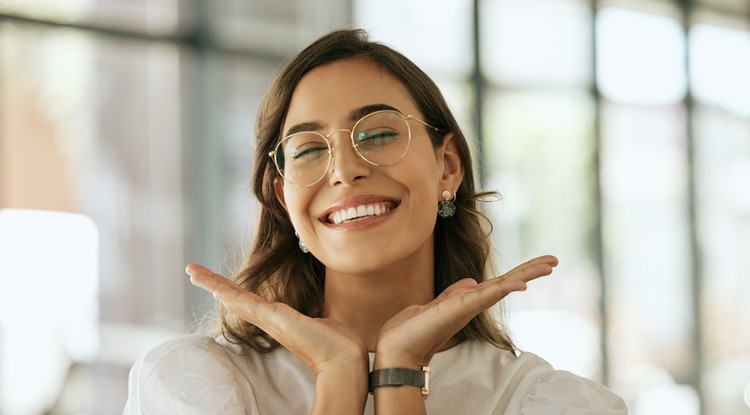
514;351;628;414
124;334;248;414
139;333;241;361
132;334;244;383
432;342;627;414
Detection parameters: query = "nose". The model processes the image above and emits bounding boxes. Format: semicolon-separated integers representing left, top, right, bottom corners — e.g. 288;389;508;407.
326;130;371;186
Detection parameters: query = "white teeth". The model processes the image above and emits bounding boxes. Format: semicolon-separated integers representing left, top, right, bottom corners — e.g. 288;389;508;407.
330;203;391;224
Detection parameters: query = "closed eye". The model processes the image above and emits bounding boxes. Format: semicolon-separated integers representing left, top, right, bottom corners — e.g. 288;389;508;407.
291;145;328;160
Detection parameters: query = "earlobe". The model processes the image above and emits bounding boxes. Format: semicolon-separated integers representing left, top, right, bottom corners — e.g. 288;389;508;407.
438;132;465;190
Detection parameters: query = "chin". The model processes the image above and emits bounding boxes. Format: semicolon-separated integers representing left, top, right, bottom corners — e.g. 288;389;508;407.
321;256;384;275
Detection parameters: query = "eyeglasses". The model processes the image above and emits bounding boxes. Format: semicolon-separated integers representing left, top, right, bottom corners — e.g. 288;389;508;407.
269;110;440;187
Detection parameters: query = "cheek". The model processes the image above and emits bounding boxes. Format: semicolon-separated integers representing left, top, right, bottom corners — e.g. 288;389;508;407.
405;152;441;197
282;185;315;229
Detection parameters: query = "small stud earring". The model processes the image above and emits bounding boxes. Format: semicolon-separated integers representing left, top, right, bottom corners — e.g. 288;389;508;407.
438;189;456;218
295;231;310;253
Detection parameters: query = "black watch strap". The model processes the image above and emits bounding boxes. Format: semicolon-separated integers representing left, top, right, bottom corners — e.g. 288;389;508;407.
368;366;430;396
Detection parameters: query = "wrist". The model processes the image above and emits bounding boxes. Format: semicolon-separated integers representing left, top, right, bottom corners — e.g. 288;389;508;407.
373;350;425;371
316;366;369;392
369;366;430;397
313;364;368;414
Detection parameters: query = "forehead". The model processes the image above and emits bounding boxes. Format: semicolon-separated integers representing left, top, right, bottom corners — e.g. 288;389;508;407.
283;58;420;129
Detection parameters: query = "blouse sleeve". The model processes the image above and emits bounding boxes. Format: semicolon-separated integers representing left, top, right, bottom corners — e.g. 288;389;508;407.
123;335;248;415
519;370;628;415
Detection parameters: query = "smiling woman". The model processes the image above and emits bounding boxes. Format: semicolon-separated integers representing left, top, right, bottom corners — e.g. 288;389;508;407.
123;29;627;415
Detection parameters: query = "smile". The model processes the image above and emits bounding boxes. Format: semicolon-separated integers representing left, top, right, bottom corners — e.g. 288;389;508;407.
328;203;393;225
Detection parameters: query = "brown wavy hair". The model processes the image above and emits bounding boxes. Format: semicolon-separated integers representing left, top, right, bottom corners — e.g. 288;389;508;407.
220;29;514;353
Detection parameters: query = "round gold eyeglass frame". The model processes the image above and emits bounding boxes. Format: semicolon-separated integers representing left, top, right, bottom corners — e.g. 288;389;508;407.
268;110;441;187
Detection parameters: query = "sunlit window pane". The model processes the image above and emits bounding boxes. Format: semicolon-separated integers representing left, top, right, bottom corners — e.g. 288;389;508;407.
0;23;187;412
697;0;750;14
0;0;185;35
0;22;188;324
690;24;750;116
484;91;601;379
597;8;686;104
0;25;94;211
694;105;750;415
430;79;477;158
196;53;281;298
481;0;592;87
210;0;349;56
0;209;99;415
354;0;473;78
601;102;697;411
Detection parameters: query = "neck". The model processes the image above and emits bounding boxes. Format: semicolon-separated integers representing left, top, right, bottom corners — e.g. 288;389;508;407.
321;246;435;352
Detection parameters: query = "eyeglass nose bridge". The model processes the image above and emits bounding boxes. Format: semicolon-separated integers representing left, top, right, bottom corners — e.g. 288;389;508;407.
322;128;375;166
322;128;369;176
323;128;352;139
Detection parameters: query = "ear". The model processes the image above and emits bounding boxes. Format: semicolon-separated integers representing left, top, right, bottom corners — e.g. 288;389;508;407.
436;132;464;195
273;177;288;211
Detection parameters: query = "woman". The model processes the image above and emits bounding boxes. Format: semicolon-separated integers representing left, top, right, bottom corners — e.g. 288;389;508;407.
124;29;627;414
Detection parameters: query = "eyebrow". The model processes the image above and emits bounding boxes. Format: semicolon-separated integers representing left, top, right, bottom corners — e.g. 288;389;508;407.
283;103;402;137
284;121;322;137
348;103;400;122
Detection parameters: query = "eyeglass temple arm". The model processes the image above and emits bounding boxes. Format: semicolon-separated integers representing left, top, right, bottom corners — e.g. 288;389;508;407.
406;115;442;133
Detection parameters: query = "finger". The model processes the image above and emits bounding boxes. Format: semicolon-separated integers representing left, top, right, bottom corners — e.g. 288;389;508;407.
469;256;560;306
185;264;235;293
433;261;543;316
527;255;559;267
430;281;526;330
427;278;524;328
496;255;558;284
409;257;557;331
186;265;256;307
185;264;268;320
198;277;273;324
185;265;322;356
434;256;555;306
435;278;477;302
187;267;308;336
477;278;528;301
450;261;550;313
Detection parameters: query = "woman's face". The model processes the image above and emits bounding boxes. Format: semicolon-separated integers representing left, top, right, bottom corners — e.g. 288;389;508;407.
275;57;459;274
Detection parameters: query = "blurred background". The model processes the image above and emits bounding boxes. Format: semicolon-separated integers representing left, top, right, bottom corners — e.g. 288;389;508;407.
1;0;748;414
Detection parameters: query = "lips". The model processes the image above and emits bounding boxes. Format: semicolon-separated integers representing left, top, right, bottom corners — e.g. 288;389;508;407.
321;196;399;225
329;203;392;224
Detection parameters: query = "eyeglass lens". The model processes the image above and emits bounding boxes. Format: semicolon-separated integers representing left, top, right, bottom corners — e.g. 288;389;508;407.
274;111;410;186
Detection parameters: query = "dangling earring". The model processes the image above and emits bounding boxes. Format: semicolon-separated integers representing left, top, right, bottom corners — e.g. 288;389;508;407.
438;189;456;218
295;231;310;253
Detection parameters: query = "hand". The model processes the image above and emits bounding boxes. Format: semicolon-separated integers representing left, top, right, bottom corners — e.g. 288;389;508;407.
187;264;369;413
186;264;368;375
374;255;558;369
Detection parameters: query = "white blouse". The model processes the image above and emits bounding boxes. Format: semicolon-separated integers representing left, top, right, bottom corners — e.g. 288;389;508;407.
124;334;627;414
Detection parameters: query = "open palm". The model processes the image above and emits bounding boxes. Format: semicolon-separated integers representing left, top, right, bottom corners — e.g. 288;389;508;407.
375;255;559;368
186;264;367;374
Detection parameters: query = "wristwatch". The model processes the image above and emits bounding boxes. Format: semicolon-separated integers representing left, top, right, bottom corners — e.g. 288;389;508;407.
368;366;430;397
